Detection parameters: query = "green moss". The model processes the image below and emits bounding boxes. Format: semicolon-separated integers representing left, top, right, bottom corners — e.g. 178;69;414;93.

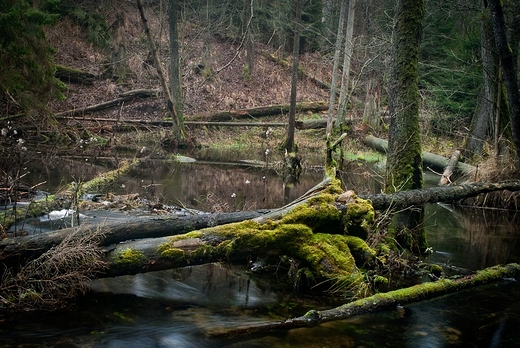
157;243;186;261
114;248;146;265
281;199;342;233
342;196;375;239
344;236;376;266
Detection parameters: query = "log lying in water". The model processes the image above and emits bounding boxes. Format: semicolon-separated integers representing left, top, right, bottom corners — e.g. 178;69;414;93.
3;179;520;271
0;211;266;271
207;263;520;338
363;135;476;175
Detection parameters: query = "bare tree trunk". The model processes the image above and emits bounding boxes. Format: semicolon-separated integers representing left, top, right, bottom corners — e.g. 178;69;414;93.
488;0;520;162
337;0;357;127
168;0;185;145
243;0;254;79
326;0;347;136
285;0;303;152
107;4;128;81
464;3;498;159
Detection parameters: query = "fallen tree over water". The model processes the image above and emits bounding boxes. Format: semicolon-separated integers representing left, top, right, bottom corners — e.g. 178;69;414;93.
208;263;520;338
3;179;520;274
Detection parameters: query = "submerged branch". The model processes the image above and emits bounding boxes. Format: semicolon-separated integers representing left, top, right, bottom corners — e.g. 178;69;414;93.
207;263;520;338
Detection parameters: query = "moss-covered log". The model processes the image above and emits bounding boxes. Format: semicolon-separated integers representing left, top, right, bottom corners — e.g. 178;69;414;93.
363;135;475;175
208;263;520;338
0;160;138;232
101;218;372;280
199;101;327;122
54;65;97;85
0;211;265;272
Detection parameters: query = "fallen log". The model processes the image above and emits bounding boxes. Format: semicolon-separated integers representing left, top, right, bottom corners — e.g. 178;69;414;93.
0;211;266;271
208;263;520;338
440;150;461;185
363;135;476;175
202;101;327;122
4;180;519;270
0;160;138;231
54;65;97;85
53;89;161;117
361;180;520;211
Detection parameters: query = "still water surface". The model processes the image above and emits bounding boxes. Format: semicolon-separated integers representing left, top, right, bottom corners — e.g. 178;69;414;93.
2;149;520;347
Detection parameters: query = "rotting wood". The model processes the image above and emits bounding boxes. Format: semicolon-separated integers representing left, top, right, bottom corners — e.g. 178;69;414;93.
54;89;161;117
0;211;266;271
363;135;476;175
54;101;326;125
207;263;520;338
54;65;96;85
440;150;461;185
202;101;327;122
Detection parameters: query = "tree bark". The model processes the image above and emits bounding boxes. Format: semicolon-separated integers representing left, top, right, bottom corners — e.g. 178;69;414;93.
136;0;183;144
386;0;425;193
361;180;520;211
285;0;302;152
337;0;356;127
54;90;161;117
208;263;520;338
439;150;461;186
204;101;327;122
326;0;347;136
488;0;520;161
54;65;96;85
464;4;498;159
168;0;184;143
0;211;266;272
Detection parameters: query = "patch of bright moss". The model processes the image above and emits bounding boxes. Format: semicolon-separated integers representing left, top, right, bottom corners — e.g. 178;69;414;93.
343;196;375;239
157;243;186;261
114;248;146;265
344;236;376;266
281;200;342;233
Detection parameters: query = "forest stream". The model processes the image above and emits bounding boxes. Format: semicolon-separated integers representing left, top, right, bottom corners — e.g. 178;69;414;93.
1;149;520;347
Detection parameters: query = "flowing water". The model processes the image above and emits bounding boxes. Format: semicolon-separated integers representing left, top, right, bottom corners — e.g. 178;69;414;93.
2;149;520;347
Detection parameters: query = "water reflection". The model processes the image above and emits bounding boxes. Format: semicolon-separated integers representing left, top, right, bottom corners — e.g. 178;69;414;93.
425;204;520;272
4;152;520;347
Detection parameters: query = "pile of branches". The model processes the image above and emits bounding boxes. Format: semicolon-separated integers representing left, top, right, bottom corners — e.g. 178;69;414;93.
0;227;107;311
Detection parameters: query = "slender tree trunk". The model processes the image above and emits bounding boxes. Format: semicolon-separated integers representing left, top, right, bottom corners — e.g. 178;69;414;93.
168;0;185;144
386;0;426;252
243;0;254;78
136;0;183;144
337;0;356;127
326;0;347;136
488;0;520;162
285;0;303;152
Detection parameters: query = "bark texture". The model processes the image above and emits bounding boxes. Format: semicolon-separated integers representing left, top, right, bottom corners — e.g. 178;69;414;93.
386;0;425;193
488;0;520;161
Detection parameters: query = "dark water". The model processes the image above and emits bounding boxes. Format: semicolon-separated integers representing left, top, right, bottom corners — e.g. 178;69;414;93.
2;150;520;347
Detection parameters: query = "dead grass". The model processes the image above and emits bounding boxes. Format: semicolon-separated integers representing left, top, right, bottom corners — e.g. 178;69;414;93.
0;226;108;311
